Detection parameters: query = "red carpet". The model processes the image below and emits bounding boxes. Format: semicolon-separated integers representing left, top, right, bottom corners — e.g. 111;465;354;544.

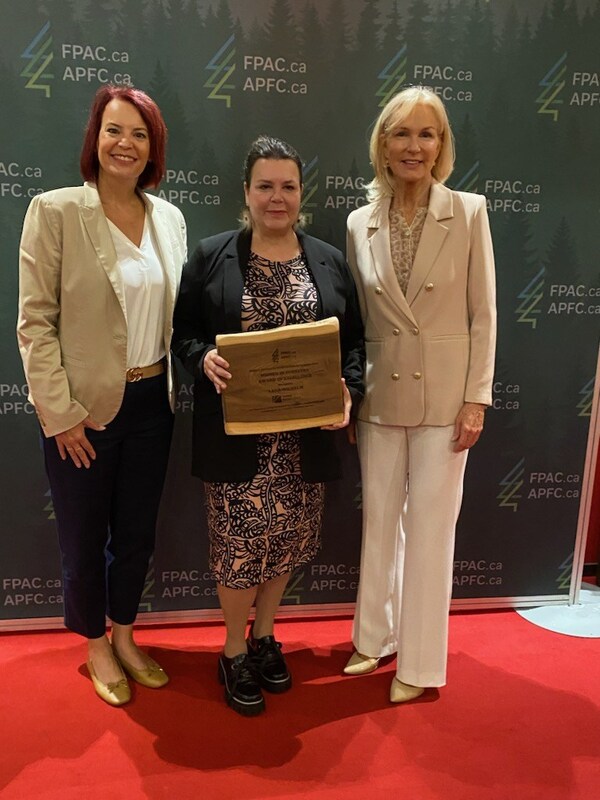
1;610;600;799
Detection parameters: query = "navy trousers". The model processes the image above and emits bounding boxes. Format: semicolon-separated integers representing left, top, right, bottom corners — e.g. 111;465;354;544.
42;373;173;639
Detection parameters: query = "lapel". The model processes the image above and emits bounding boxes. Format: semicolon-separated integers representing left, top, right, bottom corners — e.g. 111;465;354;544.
405;181;453;305
297;231;329;317
366;197;417;325
80;182;126;320
145;194;177;325
221;229;249;333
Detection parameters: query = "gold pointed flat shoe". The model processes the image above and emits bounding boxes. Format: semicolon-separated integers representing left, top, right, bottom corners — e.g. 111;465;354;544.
390;677;424;704
86;660;131;706
343;651;381;675
115;653;169;688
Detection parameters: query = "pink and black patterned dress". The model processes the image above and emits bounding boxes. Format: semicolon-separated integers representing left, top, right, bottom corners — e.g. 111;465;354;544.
204;251;325;589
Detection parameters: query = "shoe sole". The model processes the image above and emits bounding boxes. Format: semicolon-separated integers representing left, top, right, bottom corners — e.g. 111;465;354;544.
343;663;380;676
225;691;266;716
259;674;292;694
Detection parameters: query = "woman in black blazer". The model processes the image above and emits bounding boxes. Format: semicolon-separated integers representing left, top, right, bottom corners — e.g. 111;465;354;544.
173;136;364;717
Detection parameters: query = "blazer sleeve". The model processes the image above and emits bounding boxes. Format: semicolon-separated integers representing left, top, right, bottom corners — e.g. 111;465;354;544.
16;194;88;435
171;203;188;276
177;207;188;260
345;217;368;323
338;253;365;413
172;240;216;383
465;197;497;406
170;204;188;285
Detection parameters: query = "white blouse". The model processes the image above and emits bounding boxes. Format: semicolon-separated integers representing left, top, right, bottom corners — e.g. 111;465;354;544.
107;216;166;369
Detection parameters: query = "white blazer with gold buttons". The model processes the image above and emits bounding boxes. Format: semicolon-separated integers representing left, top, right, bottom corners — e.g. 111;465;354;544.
17;182;187;437
346;181;496;427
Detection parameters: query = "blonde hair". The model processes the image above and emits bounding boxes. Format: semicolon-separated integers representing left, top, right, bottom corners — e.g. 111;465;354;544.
366;86;455;205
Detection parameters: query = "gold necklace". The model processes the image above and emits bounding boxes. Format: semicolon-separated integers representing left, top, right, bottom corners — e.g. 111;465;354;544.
389;206;427;293
395;208;425;260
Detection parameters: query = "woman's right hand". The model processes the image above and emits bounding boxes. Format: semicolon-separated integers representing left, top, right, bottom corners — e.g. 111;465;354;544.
203;347;231;394
55;416;105;469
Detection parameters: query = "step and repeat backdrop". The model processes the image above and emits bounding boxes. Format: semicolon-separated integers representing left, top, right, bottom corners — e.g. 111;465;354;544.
0;0;598;627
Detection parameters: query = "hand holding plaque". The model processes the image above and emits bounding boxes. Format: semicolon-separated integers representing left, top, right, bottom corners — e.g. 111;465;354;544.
216;317;344;435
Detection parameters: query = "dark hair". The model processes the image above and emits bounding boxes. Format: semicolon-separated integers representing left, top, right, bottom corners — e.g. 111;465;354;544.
79;85;167;189
243;135;304;186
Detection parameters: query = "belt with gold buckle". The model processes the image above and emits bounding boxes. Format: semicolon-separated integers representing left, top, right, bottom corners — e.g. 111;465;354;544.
125;361;165;382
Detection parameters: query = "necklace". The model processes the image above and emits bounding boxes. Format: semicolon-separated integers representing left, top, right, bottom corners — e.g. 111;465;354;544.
389;206;427;294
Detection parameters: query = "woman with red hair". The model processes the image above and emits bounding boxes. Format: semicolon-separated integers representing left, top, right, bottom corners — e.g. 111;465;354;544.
17;86;187;706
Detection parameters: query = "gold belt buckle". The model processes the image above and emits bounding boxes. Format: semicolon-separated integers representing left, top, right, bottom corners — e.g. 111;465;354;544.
126;366;143;382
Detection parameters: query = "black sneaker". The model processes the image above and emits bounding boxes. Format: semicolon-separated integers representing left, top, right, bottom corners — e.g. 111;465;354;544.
218;653;265;716
247;626;292;694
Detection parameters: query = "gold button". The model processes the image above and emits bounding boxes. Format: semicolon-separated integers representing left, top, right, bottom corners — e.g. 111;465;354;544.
375;286;383;295
392;328;400;336
425;283;434;292
391;373;400;381
412;372;422;380
411;327;419;336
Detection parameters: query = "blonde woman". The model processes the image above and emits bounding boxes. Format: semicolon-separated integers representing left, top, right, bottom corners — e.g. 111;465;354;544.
345;87;496;702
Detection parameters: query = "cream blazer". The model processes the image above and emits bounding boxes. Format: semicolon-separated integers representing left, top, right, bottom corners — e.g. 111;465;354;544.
17;182;187;437
346;182;496;427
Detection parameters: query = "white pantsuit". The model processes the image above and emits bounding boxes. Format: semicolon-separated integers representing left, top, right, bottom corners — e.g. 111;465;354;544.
354;423;467;686
346;182;496;687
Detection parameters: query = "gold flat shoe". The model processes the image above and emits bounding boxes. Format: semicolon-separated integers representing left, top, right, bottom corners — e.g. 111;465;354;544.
343;651;381;675
390;677;424;704
115;653;169;689
86;660;131;706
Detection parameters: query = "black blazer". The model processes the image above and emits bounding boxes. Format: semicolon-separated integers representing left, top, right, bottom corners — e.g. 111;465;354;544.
173;227;365;482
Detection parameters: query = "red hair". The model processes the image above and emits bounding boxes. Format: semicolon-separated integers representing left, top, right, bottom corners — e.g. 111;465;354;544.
79;85;167;189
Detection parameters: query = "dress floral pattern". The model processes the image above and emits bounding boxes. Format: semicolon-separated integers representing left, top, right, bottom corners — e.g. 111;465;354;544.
205;251;324;589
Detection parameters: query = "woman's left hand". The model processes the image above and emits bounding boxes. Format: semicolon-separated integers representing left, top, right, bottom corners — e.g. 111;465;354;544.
452;402;486;452
321;378;352;431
